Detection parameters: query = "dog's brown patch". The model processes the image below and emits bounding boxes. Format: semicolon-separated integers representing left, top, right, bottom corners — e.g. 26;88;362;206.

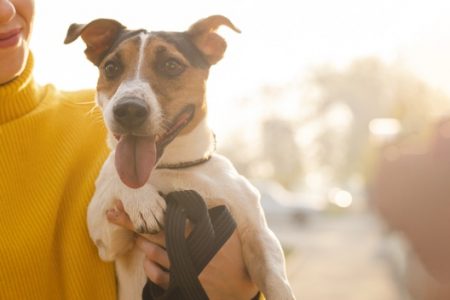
96;33;209;136
143;36;209;135
96;36;142;104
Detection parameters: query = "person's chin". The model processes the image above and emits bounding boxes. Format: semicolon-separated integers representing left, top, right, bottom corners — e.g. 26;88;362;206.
0;45;29;84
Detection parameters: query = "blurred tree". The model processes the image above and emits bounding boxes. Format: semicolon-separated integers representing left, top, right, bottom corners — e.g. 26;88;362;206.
219;57;450;192
261;119;303;189
304;57;450;186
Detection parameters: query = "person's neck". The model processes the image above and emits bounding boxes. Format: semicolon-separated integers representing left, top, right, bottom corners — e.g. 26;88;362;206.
0;52;42;124
0;50;28;85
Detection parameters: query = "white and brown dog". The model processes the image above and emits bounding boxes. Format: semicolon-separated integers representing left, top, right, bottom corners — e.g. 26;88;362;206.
65;15;295;300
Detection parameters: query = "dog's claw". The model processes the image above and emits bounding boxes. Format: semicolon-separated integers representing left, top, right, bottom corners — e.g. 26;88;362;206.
136;224;161;234
122;188;166;235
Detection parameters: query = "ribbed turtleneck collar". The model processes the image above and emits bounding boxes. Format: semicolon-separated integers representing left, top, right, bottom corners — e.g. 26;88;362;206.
0;53;43;124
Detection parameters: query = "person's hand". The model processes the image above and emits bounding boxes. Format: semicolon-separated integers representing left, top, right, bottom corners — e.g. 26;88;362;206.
107;201;259;299
370;118;450;281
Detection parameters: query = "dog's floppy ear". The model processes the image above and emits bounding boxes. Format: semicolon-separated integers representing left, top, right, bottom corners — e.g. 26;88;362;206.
187;15;240;65
64;19;126;66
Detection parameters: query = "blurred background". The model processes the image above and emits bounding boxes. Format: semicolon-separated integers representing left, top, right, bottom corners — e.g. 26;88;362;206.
33;1;450;299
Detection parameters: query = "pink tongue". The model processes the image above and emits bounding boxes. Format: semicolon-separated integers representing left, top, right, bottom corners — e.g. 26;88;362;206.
115;135;156;189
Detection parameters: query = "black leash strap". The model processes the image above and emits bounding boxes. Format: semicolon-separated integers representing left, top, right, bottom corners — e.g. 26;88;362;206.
142;190;237;300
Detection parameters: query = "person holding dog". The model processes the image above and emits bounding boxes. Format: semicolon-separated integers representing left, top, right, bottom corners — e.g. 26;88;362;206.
0;0;260;299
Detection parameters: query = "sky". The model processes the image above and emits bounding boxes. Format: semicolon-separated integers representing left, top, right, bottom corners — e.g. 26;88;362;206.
31;0;450;136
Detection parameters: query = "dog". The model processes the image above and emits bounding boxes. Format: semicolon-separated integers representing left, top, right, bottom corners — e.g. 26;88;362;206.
65;15;295;300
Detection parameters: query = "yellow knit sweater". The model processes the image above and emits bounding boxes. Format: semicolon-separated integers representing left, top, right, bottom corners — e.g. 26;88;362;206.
0;54;117;299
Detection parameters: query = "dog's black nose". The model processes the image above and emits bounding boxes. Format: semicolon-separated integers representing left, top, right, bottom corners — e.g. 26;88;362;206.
113;98;149;129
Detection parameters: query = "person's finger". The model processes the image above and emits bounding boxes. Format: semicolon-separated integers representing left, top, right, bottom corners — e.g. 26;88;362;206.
106;201;134;231
143;257;170;290
138;231;166;247
136;236;170;269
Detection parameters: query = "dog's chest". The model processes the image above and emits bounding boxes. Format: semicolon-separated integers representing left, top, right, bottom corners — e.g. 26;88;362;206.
150;167;215;195
149;156;239;208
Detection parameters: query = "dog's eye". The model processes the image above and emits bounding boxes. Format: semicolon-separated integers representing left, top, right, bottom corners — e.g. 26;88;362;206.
160;59;185;77
103;61;121;79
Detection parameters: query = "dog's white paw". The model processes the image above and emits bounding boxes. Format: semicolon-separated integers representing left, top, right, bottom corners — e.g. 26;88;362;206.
121;187;166;234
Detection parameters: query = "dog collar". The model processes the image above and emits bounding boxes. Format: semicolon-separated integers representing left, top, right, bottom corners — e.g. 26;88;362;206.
156;132;216;170
156;154;213;170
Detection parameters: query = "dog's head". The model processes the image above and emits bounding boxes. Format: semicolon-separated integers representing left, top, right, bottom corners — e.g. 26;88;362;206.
65;15;239;188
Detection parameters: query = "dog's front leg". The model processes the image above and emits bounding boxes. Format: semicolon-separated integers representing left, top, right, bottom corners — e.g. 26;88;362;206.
239;221;295;300
87;156;135;261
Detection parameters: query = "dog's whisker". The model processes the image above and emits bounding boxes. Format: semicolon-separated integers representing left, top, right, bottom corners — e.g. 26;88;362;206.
158;125;169;134
160;118;173;131
93;118;105;125
75;100;97;105
86;107;99;117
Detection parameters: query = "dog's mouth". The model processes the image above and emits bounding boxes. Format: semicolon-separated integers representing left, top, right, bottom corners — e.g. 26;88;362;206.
114;104;195;189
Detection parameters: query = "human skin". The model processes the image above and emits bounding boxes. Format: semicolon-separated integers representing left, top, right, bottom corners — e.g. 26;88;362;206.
371;118;450;282
107;201;259;300
0;0;34;84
